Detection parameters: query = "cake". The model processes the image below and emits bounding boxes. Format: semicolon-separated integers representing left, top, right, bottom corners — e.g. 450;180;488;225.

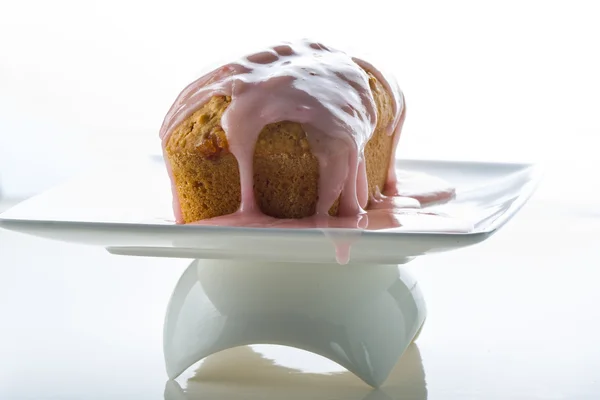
160;40;405;224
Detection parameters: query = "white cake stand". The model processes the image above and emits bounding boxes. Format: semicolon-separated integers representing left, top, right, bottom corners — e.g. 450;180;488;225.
0;157;542;387
164;259;425;387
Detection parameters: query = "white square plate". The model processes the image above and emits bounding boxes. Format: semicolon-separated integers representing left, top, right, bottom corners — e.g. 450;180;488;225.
0;157;542;264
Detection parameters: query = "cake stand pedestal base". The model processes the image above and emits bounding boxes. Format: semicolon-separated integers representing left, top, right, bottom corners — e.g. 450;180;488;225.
163;259;426;388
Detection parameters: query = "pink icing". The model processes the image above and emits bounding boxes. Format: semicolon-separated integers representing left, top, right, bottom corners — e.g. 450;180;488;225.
186;172;468;264
385;171;456;204
160;40;402;222
188;175;463;233
159;40;468;263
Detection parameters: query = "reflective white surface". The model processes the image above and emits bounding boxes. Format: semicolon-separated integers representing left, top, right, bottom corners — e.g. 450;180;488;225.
165;344;427;400
1;177;599;399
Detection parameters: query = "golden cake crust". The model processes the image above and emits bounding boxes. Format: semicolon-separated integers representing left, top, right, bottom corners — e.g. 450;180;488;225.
165;71;397;222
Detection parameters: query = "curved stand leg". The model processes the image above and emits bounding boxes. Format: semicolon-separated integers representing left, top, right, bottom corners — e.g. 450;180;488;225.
163;260;426;388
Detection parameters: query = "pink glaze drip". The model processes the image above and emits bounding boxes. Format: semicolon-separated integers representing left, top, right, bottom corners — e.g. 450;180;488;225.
158;40;466;264
387;170;456;204
369;186;421;210
352;57;406;189
190;195;465;233
189;171;467;263
159;40;403;222
190;171;458;231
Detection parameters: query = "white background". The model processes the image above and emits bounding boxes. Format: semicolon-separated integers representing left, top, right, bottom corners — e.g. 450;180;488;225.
2;3;600;398
1;0;599;199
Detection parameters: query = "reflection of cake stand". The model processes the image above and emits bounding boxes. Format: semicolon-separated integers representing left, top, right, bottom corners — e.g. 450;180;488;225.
0;158;542;387
164;259;425;387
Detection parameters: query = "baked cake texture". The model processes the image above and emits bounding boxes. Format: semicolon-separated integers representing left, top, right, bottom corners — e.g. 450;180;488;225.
160;40;404;223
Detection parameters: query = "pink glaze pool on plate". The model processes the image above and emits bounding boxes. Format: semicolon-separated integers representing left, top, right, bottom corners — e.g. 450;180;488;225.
188;170;465;263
